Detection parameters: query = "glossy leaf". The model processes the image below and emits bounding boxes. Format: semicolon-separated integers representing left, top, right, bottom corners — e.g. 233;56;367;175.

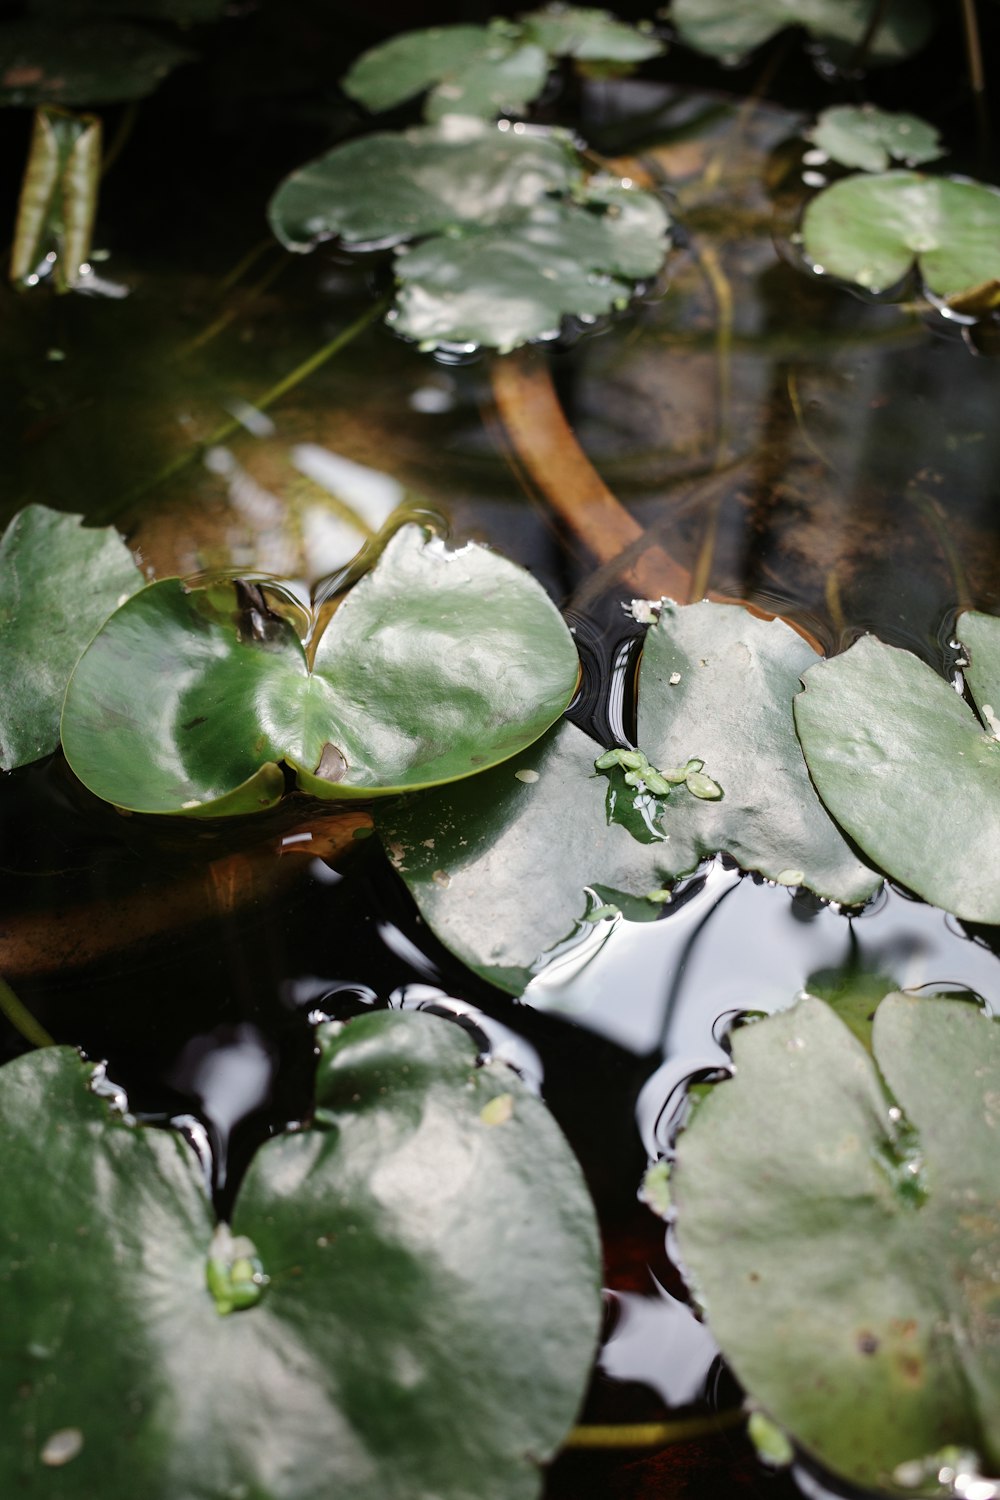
0;505;144;770
268;117;669;352
342;23;549;121
11;106;101;290
794;621;1000;922
672;992;1000;1490
522;5;663;62
0;1010;602;1500
801;171;1000;297
0;21;192;106
381;603;878;993
61;525;579;815
671;0;931;67
806;105;943;173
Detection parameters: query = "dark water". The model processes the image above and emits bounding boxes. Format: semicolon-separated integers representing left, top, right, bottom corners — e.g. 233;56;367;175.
1;3;1000;1497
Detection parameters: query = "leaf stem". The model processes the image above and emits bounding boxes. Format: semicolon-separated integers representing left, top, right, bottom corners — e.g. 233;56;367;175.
96;293;391;524
958;0;992;171
566;1409;745;1448
849;0;891;72
0;975;54;1049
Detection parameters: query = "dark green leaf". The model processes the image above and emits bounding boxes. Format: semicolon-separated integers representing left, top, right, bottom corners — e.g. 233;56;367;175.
806;105;943;173
794;625;1000;922
28;0;226;21
0;1010;602;1499
0;21;192;106
342;23;549;121
0;505;144;770
801;172;1000;297
671;0;931;67
268;118;669;352
672;992;1000;1491
61;525;579;815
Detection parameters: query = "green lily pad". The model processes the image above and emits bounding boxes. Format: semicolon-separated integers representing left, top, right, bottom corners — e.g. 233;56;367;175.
671;992;1000;1491
806;105;943;174
0;21;192;106
342;23;549;122
520;6;663;62
793;618;1000;923
801;171;1000;297
380;602;878;994
0;505;144;771
670;0;931;67
0;1009;602;1499
268;117;670;353
60;524;579;816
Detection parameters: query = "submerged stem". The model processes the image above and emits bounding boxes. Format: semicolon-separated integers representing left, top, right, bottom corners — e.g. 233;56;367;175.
849;0;891;72
0;975;54;1048
958;0;992;170
567;1409;745;1448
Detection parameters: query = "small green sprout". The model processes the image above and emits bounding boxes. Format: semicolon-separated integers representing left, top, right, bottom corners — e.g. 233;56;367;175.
206;1224;269;1316
685;770;723;800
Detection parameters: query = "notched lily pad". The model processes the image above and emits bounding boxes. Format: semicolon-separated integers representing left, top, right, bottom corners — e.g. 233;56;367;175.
60;524;580;815
794;616;1000;922
806;105;943;173
670;0;931;68
268;117;670;353
0;1009;602;1500
801;171;1000;297
0;505;144;770
671;992;1000;1492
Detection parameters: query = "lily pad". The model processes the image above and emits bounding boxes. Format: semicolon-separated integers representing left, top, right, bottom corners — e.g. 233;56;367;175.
268;117;670;352
806;105;943;173
0;505;144;770
793;618;1000;923
380;602;878;993
670;0;931;68
520;6;663;62
60;524;580;815
0;21;192;106
671;992;1000;1491
801;171;1000;297
342;23;549;122
0;1009;602;1499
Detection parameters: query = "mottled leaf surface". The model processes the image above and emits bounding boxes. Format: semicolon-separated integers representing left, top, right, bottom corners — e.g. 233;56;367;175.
672;993;1000;1490
521;6;663;62
671;0;931;67
268;118;669;352
61;525;579;814
0;505;144;769
802;172;1000;296
806;105;943;173
794;622;1000;922
0;1011;601;1500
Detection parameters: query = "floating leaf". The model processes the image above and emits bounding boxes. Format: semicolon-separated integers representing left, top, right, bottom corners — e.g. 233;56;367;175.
61;524;579;815
381;603;878;993
672;992;1000;1491
801;171;1000;297
0;1010;602;1500
0;505;144;770
11;106;100;290
670;0;931;67
28;0;226;21
268;117;669;352
0;21;192;106
521;6;663;62
806;105;943;173
794;617;1000;923
342;23;548;121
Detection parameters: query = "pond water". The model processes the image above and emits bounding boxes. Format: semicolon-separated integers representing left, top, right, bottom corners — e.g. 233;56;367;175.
1;4;999;1497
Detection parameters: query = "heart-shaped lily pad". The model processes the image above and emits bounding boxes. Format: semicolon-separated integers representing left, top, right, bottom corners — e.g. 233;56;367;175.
801;171;1000;296
0;1009;602;1499
380;602;879;993
60;524;579;816
671;992;1000;1492
0;505;144;770
670;0;931;68
0;21;192;106
268;117;670;353
794;616;1000;923
805;105;943;173
341;9;662;122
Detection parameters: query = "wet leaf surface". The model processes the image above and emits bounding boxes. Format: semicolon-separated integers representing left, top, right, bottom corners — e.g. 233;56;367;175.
672;992;1000;1490
521;6;663;62
60;524;579;814
268;118;669;352
801;172;1000;297
381;603;878;992
806;105;943;173
671;0;931;67
0;505;144;770
0;1010;602;1500
794;616;1000;922
0;21;191;106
